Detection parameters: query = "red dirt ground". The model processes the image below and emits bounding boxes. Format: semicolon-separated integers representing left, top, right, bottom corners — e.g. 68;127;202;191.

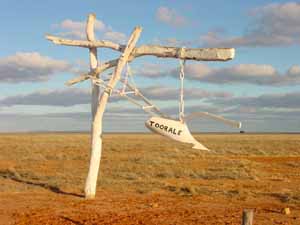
0;133;300;224
1;189;299;225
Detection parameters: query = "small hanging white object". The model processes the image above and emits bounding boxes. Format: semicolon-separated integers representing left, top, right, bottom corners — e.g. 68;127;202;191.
145;116;209;151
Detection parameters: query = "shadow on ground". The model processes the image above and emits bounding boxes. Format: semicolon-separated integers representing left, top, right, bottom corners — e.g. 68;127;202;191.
0;169;84;198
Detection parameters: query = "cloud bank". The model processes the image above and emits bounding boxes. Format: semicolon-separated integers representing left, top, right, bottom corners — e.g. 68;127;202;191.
54;18;127;43
201;2;300;47
137;63;300;86
0;52;71;83
0;88;90;107
0;86;231;107
211;91;300;110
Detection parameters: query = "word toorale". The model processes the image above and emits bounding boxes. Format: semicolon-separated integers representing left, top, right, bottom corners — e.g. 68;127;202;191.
149;120;183;135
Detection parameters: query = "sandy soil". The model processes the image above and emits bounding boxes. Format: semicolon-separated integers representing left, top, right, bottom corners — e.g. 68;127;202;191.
0;133;300;224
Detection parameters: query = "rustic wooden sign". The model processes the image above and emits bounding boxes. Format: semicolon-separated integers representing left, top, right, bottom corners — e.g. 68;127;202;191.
46;13;239;199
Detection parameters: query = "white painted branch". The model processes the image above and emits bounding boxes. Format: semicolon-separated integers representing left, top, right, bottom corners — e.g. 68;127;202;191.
86;13;100;119
46;35;234;61
46;34;124;51
84;13;100;199
84;26;142;199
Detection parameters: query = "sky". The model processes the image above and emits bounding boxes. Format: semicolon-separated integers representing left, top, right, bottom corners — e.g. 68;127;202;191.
1;0;300;132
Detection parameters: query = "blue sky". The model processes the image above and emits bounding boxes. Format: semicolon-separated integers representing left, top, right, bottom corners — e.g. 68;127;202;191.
1;0;300;132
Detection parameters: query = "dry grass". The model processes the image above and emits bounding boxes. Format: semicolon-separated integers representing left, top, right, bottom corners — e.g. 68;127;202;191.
1;133;300;205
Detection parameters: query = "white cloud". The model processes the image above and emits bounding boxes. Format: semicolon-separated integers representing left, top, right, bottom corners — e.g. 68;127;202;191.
61;19;106;31
288;65;300;76
103;31;127;43
57;19;106;39
156;6;188;28
135;63;169;78
0;52;71;83
201;2;300;47
54;18;127;43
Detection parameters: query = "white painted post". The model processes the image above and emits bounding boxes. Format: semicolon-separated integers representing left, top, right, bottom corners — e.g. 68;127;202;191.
85;13;101;199
242;209;254;225
86;13;99;119
84;26;142;199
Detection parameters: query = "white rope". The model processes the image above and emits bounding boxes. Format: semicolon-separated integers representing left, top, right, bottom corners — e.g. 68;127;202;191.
120;79;171;118
178;47;186;122
126;63;138;94
119;63;171;118
120;63;129;95
179;60;185;122
89;75;171;119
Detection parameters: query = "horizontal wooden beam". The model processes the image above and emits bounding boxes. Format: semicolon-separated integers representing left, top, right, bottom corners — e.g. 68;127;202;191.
46;35;235;61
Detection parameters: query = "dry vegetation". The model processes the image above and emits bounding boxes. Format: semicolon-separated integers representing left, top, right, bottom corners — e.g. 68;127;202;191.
0;133;300;224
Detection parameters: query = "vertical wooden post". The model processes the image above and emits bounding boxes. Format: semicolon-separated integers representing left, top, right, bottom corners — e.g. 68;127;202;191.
85;13;101;199
242;209;254;225
84;26;142;199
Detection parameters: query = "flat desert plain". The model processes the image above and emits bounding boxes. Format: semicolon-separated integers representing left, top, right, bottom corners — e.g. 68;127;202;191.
0;133;300;225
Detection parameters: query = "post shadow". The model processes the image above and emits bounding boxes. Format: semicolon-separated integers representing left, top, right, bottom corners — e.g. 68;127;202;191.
0;169;84;198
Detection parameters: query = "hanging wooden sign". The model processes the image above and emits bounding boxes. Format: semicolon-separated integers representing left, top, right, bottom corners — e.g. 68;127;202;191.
145;116;209;151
